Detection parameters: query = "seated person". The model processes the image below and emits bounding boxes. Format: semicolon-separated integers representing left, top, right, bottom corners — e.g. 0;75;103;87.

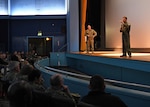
17;64;34;81
3;61;20;83
0;52;8;65
7;80;32;107
28;69;45;92
45;74;76;106
1;61;20;97
81;75;127;107
10;51;20;62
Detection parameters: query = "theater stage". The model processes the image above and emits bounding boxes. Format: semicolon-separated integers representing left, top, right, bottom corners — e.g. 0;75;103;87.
65;51;150;86
75;51;150;62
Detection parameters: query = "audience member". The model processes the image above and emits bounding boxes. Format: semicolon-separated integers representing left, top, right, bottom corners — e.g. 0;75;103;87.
45;74;76;105
17;64;34;81
0;52;8;65
7;80;32;107
20;51;27;60
28;69;45;92
46;74;72;98
1;61;20;97
81;75;127;107
3;61;20;83
10;51;20;62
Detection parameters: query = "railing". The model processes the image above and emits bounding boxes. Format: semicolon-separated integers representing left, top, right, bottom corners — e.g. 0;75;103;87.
45;66;150;91
35;58;150;92
58;43;68;52
44;66;91;80
105;79;150;90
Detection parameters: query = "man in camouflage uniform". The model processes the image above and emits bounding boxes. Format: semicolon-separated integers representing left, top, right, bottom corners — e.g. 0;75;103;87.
85;25;97;53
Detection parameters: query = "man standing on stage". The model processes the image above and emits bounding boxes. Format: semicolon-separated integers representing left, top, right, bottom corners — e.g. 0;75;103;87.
120;16;131;57
85;25;97;53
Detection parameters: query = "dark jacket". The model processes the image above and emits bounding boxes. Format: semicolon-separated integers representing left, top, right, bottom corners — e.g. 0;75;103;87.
0;58;8;65
81;91;127;107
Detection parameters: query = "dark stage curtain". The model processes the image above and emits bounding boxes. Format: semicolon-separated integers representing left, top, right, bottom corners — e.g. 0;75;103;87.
80;0;101;51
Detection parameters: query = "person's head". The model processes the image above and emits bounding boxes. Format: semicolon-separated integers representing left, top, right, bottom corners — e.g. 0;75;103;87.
20;64;34;75
87;25;92;30
21;51;24;54
28;69;43;84
13;51;17;55
123;16;127;23
0;52;7;59
50;74;64;88
8;61;20;72
7;80;32;107
89;75;105;91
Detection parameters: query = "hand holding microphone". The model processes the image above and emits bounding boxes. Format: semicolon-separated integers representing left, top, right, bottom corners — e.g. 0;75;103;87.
120;20;124;24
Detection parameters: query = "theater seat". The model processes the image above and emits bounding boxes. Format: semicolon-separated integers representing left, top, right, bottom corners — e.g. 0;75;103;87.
51;95;76;107
32;90;52;107
32;90;76;107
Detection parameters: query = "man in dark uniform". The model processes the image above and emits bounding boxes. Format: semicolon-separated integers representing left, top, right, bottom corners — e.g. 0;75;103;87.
85;25;97;53
120;16;131;57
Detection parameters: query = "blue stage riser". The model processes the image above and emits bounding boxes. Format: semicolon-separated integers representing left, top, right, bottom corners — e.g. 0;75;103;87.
66;53;150;86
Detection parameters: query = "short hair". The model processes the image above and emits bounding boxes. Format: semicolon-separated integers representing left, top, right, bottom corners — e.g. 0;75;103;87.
7;80;32;107
89;75;105;91
28;69;41;82
50;74;63;87
123;16;127;20
8;61;20;71
20;64;34;75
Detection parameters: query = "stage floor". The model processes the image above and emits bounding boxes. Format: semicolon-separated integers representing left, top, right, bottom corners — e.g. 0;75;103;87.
75;51;150;62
